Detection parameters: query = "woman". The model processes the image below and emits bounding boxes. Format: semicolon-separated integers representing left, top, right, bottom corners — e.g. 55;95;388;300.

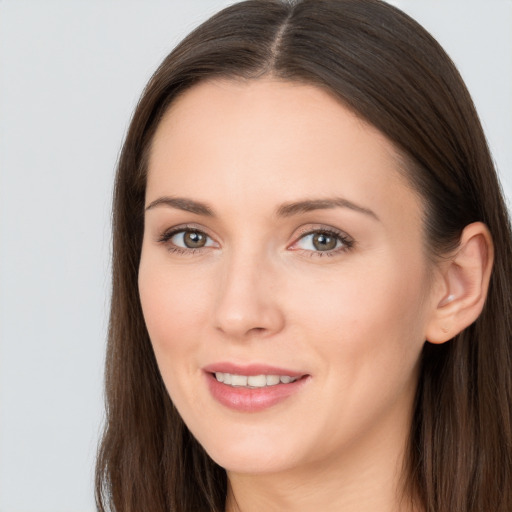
95;1;512;510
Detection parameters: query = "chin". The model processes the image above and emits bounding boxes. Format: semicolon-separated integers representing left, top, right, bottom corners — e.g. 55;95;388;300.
209;448;294;475
196;427;302;475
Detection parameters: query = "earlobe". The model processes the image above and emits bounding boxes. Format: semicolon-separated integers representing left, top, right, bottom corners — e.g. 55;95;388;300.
425;222;494;344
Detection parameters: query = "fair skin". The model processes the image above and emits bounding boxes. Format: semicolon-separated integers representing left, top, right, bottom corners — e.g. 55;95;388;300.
138;79;493;512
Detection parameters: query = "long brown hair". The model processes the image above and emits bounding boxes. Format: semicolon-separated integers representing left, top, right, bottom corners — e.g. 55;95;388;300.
95;1;512;510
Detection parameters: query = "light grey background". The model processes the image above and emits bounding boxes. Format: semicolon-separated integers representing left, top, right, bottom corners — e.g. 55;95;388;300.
0;1;510;511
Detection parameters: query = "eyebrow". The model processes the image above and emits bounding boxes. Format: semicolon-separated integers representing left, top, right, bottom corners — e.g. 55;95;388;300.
276;198;379;220
145;196;214;216
145;195;378;221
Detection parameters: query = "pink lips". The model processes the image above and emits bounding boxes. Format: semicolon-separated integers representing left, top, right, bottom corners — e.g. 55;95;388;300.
203;362;309;412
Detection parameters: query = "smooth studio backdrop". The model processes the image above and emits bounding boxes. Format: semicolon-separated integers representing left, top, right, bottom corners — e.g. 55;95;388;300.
0;1;511;511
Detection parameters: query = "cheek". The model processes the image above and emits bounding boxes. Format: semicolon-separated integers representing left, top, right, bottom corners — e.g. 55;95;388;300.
292;257;428;382
283;260;428;447
139;271;188;344
139;236;214;323
138;256;218;420
138;254;212;374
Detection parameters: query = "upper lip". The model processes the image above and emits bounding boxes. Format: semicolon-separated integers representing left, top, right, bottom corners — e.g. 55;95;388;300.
202;362;307;378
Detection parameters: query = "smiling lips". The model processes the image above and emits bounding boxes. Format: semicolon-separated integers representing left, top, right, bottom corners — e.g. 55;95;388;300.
203;364;309;412
214;372;299;387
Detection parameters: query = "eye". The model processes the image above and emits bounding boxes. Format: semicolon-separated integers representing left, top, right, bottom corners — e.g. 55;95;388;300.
291;229;353;255
172;230;210;249
158;227;217;252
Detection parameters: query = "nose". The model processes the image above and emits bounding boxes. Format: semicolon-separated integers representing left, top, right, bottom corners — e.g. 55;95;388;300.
213;249;285;340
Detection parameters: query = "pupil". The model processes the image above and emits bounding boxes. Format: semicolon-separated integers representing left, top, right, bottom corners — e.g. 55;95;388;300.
184;231;206;248
313;233;336;251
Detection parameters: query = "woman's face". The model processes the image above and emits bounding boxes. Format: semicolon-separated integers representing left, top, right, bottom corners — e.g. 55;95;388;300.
139;79;440;476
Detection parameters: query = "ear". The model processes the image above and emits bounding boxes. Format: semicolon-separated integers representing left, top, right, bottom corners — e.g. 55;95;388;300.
425;222;494;344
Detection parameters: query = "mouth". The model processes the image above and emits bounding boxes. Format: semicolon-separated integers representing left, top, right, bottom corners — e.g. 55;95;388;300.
213;372;300;388
203;363;310;412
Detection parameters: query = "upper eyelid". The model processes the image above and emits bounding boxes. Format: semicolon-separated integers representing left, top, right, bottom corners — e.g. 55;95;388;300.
157;223;215;240
288;225;354;254
291;224;353;242
157;226;219;253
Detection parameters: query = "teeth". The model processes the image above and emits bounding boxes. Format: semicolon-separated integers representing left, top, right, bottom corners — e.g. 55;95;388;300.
231;374;248;386
247;375;266;387
214;372;298;388
266;375;280;386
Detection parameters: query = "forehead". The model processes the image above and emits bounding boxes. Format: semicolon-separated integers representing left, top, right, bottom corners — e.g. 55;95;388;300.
146;78;421;222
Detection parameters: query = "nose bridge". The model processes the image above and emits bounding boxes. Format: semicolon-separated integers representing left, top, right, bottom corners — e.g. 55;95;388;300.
213;241;284;338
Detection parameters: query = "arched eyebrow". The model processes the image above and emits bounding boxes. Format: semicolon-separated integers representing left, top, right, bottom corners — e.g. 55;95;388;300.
276;198;379;220
145;195;379;221
145;196;214;216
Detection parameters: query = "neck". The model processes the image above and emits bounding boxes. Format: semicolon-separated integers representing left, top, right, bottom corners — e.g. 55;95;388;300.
225;400;421;512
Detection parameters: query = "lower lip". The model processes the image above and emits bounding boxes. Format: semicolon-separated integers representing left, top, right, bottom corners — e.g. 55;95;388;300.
205;373;309;412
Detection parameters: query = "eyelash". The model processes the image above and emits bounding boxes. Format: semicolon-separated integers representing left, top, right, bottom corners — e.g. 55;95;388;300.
156;225;354;257
291;228;354;257
157;224;214;256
